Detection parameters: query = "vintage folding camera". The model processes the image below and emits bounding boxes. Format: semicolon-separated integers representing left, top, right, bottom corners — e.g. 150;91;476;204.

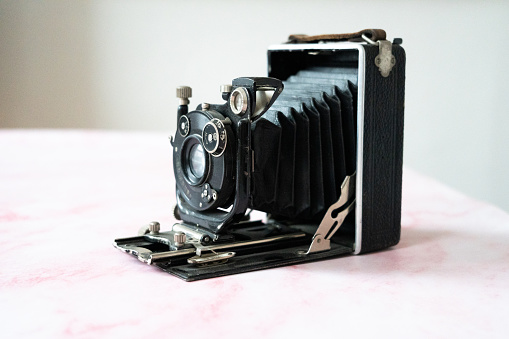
114;29;406;281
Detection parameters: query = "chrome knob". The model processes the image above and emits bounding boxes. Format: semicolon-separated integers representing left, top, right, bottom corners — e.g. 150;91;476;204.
176;86;192;105
174;231;187;247
220;84;232;94
149;221;160;234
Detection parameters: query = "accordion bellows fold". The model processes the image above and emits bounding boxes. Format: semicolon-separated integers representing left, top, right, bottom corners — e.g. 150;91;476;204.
251;67;358;220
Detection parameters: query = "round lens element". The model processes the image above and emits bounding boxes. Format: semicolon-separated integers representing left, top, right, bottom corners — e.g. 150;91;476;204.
189;143;206;179
234;95;243;110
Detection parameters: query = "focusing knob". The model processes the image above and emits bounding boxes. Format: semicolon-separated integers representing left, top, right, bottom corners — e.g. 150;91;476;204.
176;86;192;105
178;115;190;137
202;118;227;157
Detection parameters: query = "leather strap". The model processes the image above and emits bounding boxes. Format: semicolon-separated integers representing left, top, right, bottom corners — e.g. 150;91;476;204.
287;29;386;43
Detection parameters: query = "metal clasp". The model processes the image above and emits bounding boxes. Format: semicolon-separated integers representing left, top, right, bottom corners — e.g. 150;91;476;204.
362;34;396;77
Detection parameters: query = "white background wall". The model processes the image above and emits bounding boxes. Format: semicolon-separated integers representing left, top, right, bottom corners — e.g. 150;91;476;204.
1;0;508;211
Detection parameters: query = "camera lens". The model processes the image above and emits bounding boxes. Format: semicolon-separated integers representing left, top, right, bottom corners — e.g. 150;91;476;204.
173;110;235;213
180;136;209;186
188;143;206;179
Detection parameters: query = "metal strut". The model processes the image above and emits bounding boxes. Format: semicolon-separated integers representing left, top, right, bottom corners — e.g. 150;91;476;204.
302;173;356;254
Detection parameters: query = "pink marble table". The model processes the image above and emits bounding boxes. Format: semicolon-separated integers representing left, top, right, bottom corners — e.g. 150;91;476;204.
1;130;508;338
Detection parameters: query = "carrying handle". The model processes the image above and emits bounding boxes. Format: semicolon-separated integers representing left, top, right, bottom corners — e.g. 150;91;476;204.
287;28;386;43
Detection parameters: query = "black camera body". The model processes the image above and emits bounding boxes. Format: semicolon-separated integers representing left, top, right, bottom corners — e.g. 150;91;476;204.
172;77;285;234
114;30;406;281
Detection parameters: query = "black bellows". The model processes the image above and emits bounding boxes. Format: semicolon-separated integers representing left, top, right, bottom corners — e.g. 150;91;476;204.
251;67;358;219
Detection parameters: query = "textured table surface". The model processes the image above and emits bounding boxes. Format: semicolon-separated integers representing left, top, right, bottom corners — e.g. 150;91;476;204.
1;130;508;338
